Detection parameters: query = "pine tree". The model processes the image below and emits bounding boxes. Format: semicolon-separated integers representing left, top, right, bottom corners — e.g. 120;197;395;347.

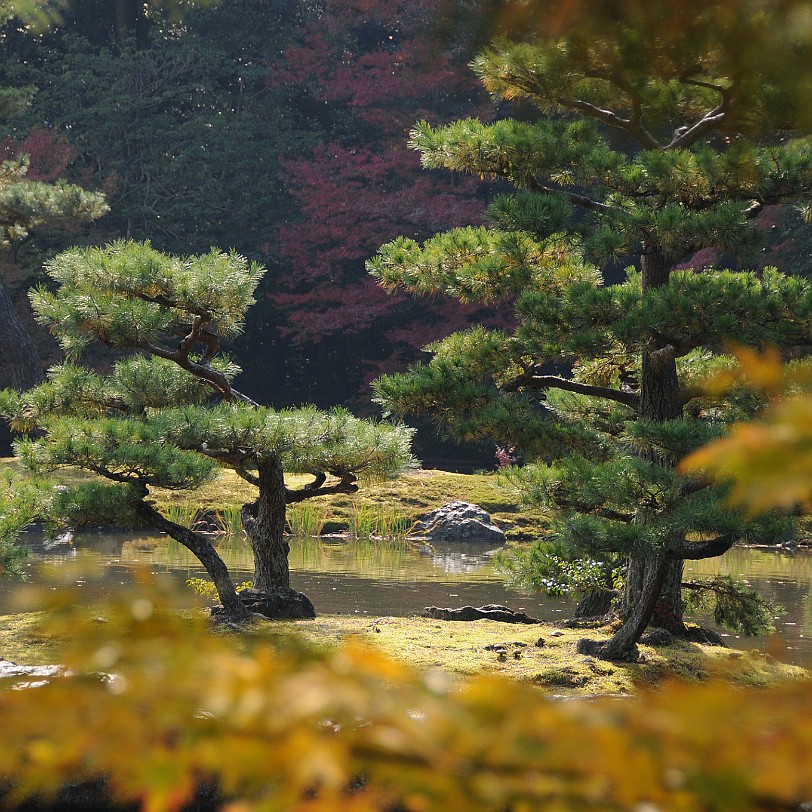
369;11;812;659
1;241;414;620
0;154;108;391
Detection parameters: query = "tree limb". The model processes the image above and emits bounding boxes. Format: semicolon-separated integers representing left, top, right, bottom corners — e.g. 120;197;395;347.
286;473;358;503
555;94;661;150
667;533;735;560
526;178;616;214
667;105;727;150
500;368;639;408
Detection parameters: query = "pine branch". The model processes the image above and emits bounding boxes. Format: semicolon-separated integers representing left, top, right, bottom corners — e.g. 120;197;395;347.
678;475;713;497
556;92;661;150
667;103;727;150
500;367;639;408
667;533;735;560
286;472;358;503
680;77;728;96
139;339;258;406
526;177;616;214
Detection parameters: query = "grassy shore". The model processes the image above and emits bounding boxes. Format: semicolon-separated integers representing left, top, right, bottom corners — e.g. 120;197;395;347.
2;462;808;694
1;608;805;696
150;467;552;541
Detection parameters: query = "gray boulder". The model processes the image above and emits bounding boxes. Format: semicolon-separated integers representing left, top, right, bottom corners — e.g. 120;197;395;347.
414;500;505;543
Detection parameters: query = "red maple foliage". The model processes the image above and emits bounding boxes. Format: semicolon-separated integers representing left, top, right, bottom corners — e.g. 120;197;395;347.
267;0;499;394
0;126;77;181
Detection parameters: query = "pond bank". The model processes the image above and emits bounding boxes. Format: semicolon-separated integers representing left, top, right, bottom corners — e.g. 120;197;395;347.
1;610;806;696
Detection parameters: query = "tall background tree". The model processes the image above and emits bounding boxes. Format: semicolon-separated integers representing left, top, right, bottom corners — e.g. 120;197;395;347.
0;1;503;466
369;1;812;659
0;116;107;392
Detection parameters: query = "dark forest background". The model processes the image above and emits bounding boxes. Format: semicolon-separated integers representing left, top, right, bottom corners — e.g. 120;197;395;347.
0;0;808;466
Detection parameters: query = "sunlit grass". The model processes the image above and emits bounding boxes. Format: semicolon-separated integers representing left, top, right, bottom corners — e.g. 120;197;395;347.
1;458;551;542
3;606;805;696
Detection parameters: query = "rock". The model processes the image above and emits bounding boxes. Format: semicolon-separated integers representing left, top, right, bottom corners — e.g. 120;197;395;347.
639;628;676;647
212;587;316;620
414;500;505;543
0;658;63;686
421;604;541;624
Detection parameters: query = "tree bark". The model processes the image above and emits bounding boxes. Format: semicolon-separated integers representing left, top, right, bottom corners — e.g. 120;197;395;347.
0;276;45;391
586;249;688;659
241;455;290;591
650;559;687;635
135;500;250;621
577;556;669;660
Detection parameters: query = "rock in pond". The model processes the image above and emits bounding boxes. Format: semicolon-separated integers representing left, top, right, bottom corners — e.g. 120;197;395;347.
414;500;505;543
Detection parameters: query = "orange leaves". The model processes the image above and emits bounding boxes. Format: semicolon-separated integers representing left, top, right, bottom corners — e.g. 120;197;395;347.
1;577;812;811
681;348;812;514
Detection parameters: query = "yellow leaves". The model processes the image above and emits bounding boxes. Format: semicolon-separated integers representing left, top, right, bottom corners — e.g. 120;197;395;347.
2;576;812;811
698;345;788;398
681;348;812;514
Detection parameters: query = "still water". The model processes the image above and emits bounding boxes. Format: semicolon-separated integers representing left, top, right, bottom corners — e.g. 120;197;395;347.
5;530;812;666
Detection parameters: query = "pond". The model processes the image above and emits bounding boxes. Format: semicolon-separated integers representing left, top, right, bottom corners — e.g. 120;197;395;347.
4;530;812;667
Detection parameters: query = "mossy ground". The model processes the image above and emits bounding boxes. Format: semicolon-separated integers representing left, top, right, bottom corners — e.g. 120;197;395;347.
2;609;804;696
246;615;807;695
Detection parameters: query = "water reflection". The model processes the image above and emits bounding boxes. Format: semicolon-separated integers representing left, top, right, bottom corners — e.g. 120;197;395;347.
685;548;812;664
6;530;812;666
415;540;503;574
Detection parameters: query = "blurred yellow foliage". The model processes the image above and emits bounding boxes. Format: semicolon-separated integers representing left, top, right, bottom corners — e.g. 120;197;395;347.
681;348;812;514
1;573;811;811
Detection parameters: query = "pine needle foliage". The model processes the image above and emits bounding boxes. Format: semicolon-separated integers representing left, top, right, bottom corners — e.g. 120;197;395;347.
369;7;812;658
1;241;415;617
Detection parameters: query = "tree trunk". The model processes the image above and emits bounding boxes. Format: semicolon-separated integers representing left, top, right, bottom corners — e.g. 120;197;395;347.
650;559;687;635
241;455;290;591
618;556;687;635
0;277;45;391
136;500;250;621
588;249;687;659
577;556;669;661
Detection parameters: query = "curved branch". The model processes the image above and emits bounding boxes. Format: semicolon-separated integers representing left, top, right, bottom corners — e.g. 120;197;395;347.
667;533;735;560
138;340;258;406
500;370;639;408
136;499;249;620
556;95;661;150
286;473;358;504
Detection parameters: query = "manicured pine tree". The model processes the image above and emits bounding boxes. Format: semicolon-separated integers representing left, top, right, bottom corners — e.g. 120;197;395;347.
2;241;414;620
369;9;812;659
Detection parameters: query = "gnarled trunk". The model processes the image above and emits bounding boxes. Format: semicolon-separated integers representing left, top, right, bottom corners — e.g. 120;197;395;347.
241;456;289;591
136;500;249;621
650;559;687;635
577;556;669;661
618;556;687;636
581;250;687;660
